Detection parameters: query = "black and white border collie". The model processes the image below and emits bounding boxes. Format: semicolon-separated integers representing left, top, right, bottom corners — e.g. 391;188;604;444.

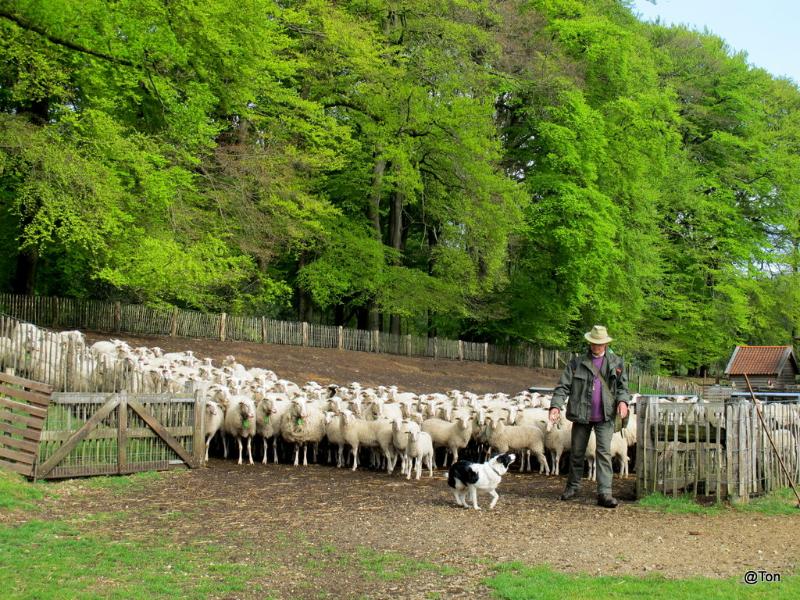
447;453;516;510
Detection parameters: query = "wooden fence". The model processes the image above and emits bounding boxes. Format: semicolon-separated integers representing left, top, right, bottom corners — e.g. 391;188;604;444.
0;293;571;368
0;372;53;477
635;393;800;501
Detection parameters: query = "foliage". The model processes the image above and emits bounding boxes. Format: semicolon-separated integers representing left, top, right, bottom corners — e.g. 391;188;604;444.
1;0;800;370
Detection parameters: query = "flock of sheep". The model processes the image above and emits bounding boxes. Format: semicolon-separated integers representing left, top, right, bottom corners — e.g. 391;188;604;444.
0;320;642;480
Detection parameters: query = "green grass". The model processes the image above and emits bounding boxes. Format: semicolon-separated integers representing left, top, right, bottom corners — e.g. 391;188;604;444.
81;470;163;493
735;488;800;516
0;470;48;510
357;547;458;581
485;563;798;599
0;519;265;599
638;489;800;516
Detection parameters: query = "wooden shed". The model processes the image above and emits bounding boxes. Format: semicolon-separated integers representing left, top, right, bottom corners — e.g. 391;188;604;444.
724;346;799;390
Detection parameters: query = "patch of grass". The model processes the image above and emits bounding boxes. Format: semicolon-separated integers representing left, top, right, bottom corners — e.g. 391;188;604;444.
0;470;48;510
81;470;163;493
639;488;800;516
357;547;458;581
485;563;799;599
735;488;800;516
0;519;264;599
637;493;723;515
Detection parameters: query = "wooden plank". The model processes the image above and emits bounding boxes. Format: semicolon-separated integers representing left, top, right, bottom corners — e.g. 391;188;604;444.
0;396;48;419
0;372;53;394
0;446;35;465
0;434;39;453
0;421;41;442
193;397;205;466
127;398;195;467
0;384;52;408
36;395;120;478
118;396;127;473
0;458;33;477
39;426;194;442
0;409;45;430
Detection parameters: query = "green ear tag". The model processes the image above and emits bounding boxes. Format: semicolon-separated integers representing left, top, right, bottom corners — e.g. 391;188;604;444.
264;414;270;424
296;417;303;426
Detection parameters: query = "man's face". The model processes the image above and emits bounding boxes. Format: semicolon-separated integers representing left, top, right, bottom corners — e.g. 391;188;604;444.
590;342;607;356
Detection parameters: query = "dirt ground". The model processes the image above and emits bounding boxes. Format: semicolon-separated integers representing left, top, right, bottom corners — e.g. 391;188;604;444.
15;332;790;597
16;461;799;599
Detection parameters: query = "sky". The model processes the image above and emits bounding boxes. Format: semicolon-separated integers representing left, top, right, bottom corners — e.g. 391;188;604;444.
630;0;800;84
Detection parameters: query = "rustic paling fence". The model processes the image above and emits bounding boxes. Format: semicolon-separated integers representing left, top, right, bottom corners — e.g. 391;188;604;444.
0;292;576;368
635;393;800;501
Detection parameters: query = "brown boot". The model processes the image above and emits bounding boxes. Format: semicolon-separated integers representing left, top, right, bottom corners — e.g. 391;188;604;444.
597;494;619;508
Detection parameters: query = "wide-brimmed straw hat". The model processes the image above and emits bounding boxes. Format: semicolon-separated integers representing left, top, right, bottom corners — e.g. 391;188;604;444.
584;325;613;345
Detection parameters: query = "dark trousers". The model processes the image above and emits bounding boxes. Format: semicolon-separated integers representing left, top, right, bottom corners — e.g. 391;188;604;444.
565;419;615;496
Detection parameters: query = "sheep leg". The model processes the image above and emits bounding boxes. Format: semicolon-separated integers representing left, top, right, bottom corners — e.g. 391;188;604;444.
205;435;212;463
293;444;300;467
222;434;229;459
247;437;253;465
272;438;279;464
237;437;244;465
351;445;359;471
303;444;308;466
262;437;268;465
427;454;434;478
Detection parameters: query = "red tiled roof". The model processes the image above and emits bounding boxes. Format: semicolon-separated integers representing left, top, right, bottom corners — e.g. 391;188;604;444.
725;346;797;375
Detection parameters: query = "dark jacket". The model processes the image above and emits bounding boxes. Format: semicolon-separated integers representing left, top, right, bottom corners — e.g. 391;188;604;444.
550;350;630;424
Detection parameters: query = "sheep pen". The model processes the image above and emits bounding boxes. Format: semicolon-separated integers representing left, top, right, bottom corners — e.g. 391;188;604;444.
2;327;799;598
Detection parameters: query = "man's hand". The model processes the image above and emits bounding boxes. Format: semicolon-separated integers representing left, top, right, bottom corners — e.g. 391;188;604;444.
617;402;629;420
548;407;560;424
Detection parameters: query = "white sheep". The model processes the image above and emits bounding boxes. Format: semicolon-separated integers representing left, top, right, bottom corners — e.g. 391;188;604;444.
610;431;629;478
340;413;397;473
391;418;421;476
545;415;572;475
203;399;224;463
256;395;291;464
421;414;472;467
223;394;257;465
486;417;549;474
280;398;326;466
406;429;435;480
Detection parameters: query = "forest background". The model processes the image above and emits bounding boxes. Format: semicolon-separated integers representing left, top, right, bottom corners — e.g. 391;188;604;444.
1;0;799;376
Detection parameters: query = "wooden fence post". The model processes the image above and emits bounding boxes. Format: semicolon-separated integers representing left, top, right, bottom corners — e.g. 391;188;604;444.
262;317;268;344
484;342;488;363
406;334;412;356
219;313;227;342
302;322;309;346
372;330;380;353
555;350;560;369
458;340;463;361
338;326;344;350
52;297;59;329
193;393;206;468
114;301;122;333
539;346;544;368
170;306;179;337
118;395;128;474
433;337;438;359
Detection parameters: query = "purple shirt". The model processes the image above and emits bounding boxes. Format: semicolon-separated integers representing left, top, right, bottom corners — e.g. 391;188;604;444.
590;355;605;422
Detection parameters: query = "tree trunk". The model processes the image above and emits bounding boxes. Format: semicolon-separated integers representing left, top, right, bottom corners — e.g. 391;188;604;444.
11;248;38;295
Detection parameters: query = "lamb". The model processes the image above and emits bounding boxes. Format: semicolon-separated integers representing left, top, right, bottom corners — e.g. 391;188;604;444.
279;397;326;466
223;393;257;465
421;414;472;467
203;400;224;463
406;429;435;480
485;417;549;474
585;430;597;481
610;431;629;478
545;414;572;475
324;409;350;468
391;418;421;476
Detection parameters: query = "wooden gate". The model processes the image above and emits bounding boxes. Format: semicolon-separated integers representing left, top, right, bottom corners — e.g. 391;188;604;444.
0;372;53;477
35;392;205;479
1;371;205;479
